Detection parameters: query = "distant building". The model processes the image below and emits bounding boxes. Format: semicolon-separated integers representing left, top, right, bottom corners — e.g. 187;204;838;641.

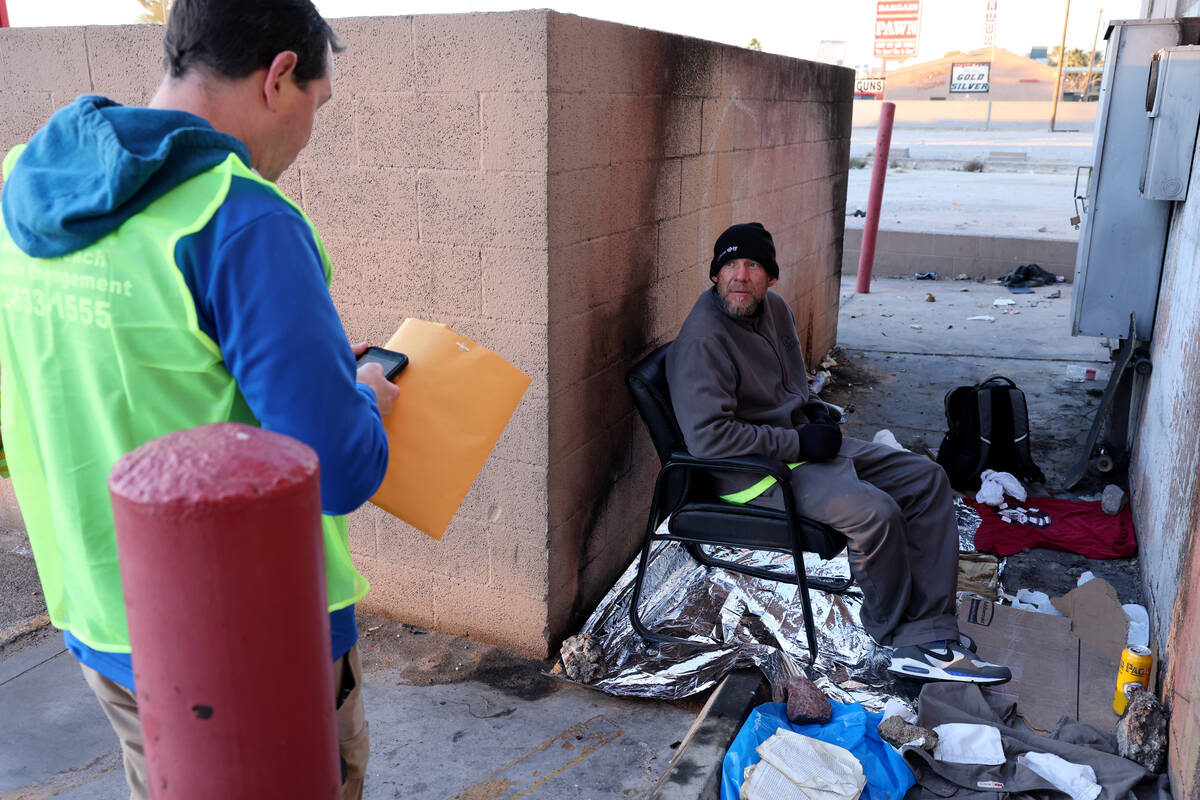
880;46;1059;101
816;39;848;65
1029;45;1050;64
853;66;886;99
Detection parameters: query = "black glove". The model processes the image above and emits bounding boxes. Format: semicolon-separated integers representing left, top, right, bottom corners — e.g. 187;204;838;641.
797;423;842;461
802;401;835;426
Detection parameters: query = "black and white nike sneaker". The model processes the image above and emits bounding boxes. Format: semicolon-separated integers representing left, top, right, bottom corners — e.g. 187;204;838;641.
887;640;1011;684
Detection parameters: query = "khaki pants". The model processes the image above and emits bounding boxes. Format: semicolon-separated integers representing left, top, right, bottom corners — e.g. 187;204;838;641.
81;645;369;800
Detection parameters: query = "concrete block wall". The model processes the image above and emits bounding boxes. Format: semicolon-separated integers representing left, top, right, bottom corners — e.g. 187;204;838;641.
0;13;853;658
0;16;555;655
284;14;555;655
542;13;853;637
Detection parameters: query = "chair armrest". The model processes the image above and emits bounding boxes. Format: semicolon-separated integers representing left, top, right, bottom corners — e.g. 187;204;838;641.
665;451;794;485
808;399;845;424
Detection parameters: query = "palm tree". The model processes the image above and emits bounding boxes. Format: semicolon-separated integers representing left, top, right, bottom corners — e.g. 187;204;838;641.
136;0;171;25
747;39;763;51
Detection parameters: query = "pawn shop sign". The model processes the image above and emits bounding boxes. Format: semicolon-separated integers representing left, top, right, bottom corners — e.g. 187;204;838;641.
874;0;922;60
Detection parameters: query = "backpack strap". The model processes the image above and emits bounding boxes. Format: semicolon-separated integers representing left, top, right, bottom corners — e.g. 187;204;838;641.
973;387;994;478
1005;387;1046;483
943;385;971;433
943;386;959;432
979;375;1017;390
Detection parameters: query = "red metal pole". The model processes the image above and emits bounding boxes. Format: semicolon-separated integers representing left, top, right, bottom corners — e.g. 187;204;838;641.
856;101;896;294
109;422;340;800
0;0;10;28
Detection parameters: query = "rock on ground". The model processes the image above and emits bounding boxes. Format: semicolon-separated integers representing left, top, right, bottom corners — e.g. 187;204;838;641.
784;674;832;725
1117;690;1169;773
559;634;604;684
1102;484;1129;515
878;716;938;753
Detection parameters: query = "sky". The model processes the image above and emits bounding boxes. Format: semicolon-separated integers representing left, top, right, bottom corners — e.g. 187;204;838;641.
5;0;1143;69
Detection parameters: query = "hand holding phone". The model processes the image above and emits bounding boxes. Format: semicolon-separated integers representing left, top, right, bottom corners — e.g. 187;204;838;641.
356;347;409;381
355;346;405;416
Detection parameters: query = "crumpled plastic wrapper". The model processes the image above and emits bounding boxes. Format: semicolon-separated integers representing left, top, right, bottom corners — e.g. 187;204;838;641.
552;499;986;710
956;498;981;552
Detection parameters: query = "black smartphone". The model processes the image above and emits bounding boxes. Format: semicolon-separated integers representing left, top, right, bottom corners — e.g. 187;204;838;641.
356;346;409;380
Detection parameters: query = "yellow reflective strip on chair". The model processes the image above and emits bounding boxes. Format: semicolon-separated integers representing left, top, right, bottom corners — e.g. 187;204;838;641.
718;461;804;504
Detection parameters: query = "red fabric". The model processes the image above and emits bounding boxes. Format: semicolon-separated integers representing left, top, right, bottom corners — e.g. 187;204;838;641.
970;497;1137;559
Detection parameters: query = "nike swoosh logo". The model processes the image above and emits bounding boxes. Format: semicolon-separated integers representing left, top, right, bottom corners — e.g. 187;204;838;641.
918;647;958;664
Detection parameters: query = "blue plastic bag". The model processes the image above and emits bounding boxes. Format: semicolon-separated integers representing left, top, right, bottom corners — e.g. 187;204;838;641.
721;701;915;800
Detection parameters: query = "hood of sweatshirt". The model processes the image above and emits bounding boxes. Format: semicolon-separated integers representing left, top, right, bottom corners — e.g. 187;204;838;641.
1;95;250;258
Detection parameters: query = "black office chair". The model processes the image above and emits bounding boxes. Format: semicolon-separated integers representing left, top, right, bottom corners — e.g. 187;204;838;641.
625;343;854;664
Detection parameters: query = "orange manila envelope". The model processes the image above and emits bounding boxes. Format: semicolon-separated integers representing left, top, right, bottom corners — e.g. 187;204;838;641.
369;318;531;539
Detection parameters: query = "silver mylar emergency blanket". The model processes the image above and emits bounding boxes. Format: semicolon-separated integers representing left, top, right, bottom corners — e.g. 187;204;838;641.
558;500;985;709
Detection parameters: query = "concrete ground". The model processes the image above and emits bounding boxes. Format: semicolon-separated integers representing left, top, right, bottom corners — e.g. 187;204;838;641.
825;274;1142;606
837;124;1139;604
845;169;1081;240
4;485;698;797
1;125;1143;798
845;124;1089;241
0;274;1142;799
0;615;698;799
849;127;1095;168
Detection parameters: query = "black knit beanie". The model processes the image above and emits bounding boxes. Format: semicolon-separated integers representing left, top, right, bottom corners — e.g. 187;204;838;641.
709;222;778;280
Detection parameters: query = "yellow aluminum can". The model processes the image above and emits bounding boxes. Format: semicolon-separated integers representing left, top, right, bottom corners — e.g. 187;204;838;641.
1112;645;1153;715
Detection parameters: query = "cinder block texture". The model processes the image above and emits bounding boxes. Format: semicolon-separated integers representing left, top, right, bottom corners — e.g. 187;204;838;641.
0;27;92;95
413;12;548;93
82;25;165;104
545;12;852;641
328;16;416;94
357;92;480;169
0;12;852;660
0;91;57;157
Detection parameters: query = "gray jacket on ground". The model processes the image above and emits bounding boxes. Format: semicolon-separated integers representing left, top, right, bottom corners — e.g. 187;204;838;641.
905;682;1165;800
666;287;818;490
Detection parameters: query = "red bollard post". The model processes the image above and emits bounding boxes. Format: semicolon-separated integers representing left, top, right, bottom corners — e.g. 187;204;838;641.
109;422;340;799
856;101;896;294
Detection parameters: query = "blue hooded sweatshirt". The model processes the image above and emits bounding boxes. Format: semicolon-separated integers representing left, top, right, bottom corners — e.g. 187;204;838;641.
2;96;386;689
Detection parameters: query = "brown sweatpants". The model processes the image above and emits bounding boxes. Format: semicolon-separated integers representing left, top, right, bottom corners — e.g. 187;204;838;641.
754;436;961;648
80;644;369;800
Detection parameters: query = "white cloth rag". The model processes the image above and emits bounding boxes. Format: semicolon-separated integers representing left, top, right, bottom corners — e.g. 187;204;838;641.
1018;752;1102;800
932;723;1007;765
975;470;1027;506
872;429;908;451
740;729;867;800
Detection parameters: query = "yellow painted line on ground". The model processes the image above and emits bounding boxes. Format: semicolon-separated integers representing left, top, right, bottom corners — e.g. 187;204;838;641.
0;751;122;800
446;715;623;800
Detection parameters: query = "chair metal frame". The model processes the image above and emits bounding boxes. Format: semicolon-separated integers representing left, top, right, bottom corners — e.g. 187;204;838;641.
626;344;854;664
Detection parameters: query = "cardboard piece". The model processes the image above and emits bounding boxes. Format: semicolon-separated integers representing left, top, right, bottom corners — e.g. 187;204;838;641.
368;319;531;539
958;582;1129;734
1050;577;1129;663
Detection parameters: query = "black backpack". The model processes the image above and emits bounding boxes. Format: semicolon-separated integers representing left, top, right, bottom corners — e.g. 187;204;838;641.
936;375;1046;490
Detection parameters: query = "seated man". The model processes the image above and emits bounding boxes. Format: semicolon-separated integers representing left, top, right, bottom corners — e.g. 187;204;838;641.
665;222;1010;684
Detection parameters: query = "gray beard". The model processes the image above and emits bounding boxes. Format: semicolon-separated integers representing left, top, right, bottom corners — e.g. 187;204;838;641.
722;296;761;318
